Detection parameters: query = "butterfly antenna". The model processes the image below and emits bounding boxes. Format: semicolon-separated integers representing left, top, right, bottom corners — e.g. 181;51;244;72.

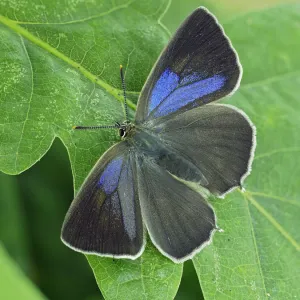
72;124;119;130
71;66;129;131
120;65;129;122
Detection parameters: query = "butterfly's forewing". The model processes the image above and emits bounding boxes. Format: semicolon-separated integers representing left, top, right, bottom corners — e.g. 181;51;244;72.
152;104;255;196
135;7;255;197
61;142;144;258
135;7;241;124
136;156;216;262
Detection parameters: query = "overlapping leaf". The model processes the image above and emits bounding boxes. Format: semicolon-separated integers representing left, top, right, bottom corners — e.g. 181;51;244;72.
0;244;45;299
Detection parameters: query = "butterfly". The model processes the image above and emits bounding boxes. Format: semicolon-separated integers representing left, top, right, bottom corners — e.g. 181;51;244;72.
61;7;256;263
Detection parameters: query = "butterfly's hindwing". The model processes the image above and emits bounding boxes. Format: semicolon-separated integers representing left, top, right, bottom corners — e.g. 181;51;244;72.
136;156;216;262
152;104;255;196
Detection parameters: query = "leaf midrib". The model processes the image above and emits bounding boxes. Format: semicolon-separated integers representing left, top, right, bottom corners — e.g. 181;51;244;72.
1;9;299;114
0;14;137;110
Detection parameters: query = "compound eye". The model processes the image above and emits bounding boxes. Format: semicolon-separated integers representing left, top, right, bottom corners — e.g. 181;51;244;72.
119;128;126;138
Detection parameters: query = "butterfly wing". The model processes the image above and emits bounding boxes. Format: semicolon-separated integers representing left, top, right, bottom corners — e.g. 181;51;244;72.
134;7;254;196
135;7;241;124
136;156;216;262
61;142;144;258
152;104;255;196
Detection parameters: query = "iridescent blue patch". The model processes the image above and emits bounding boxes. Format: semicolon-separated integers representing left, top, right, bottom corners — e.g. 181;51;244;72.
98;157;123;194
153;74;226;117
148;68;179;114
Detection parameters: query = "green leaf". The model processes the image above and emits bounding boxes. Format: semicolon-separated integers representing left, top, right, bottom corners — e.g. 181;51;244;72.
192;4;300;300
0;0;172;175
0;0;182;299
0;173;32;272
1;1;299;300
88;243;182;300
0;243;46;300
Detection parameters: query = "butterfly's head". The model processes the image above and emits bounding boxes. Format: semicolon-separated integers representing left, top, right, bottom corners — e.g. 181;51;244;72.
118;121;135;140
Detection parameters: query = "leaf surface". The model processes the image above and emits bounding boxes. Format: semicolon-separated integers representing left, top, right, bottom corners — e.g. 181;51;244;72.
1;1;299;300
192;5;300;300
0;0;182;299
0;244;46;300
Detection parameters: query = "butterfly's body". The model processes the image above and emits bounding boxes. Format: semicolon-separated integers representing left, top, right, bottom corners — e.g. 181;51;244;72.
128;124;208;187
61;7;256;263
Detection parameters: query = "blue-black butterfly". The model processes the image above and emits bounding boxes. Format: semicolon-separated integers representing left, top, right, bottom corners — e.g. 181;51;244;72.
61;7;256;263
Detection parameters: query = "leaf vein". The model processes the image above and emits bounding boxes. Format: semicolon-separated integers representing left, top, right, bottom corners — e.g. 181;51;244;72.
240;70;300;90
140;255;147;299
11;1;135;25
245;192;300;251
254;147;300;160
248;191;300;207
14;36;34;173
243;193;269;299
157;0;172;37
0;14;137;111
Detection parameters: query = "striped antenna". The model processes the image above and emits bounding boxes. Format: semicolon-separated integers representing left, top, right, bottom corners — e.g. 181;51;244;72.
120;65;129;122
71;65;128;131
72;124;119;130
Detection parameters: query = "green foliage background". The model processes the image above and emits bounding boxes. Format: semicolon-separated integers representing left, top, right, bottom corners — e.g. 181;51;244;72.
0;0;299;299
